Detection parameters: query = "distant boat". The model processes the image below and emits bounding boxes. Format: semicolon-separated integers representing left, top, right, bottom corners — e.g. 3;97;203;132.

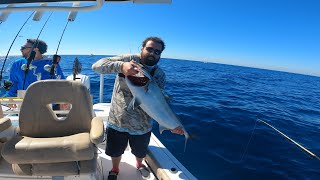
90;53;94;56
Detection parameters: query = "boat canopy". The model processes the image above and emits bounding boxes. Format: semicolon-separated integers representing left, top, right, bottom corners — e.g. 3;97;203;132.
0;0;172;5
0;0;171;22
0;0;172;13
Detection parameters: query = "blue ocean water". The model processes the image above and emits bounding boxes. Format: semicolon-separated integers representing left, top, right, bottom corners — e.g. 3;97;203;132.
1;55;319;179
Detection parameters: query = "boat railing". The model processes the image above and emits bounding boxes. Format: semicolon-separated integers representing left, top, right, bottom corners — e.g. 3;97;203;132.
99;74;104;103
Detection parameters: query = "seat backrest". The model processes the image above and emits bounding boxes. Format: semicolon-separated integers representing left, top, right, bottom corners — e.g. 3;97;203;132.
19;80;93;137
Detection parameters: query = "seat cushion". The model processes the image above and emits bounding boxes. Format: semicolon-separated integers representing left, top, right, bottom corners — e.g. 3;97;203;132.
12;157;97;176
0;117;12;132
2;133;94;164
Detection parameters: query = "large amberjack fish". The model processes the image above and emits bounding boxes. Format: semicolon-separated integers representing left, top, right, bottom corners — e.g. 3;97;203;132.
125;64;190;151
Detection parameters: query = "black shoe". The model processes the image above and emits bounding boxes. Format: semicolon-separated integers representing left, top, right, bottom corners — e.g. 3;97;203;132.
138;165;150;179
108;170;119;180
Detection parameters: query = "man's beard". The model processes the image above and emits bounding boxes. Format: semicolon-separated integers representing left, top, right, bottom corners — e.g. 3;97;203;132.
140;53;159;66
22;53;28;58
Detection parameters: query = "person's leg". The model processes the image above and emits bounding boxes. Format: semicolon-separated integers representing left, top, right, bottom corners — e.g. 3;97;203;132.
129;131;152;178
111;156;121;173
129;131;151;165
105;128;129;174
135;156;144;168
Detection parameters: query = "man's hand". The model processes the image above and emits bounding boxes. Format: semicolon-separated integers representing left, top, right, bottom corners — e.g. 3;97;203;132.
8;104;17;109
122;60;140;76
60;104;71;110
171;127;184;135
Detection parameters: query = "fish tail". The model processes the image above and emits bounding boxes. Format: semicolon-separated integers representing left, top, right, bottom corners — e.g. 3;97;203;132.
183;131;190;152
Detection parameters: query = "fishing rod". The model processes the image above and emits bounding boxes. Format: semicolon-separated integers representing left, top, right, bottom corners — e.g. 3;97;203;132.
22;12;53;90
47;8;79;79
258;119;320;161
240;119;320;162
48;20;70;79
0;12;34;90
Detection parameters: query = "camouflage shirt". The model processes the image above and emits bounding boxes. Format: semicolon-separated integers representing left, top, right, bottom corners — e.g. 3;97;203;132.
92;54;166;134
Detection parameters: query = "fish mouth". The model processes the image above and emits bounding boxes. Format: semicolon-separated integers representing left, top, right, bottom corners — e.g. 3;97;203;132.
127;76;150;86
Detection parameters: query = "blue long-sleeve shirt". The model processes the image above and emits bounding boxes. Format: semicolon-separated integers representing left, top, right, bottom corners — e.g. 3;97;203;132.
6;58;65;97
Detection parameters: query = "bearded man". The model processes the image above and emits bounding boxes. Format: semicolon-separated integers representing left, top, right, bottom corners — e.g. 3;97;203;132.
92;36;183;180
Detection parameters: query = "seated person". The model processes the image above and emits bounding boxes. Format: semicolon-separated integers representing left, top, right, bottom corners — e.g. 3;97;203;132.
5;39;66;110
6;39;65;97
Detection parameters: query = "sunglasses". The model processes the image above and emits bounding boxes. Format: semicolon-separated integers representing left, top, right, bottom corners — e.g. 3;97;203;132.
20;46;32;51
145;47;162;55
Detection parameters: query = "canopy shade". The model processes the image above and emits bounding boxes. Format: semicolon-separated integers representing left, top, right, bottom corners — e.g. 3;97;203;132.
0;0;171;13
0;0;171;5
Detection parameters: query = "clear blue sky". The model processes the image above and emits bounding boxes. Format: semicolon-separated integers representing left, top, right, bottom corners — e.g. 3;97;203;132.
0;0;319;76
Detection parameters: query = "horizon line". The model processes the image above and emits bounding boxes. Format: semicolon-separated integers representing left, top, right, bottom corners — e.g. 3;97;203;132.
1;54;319;78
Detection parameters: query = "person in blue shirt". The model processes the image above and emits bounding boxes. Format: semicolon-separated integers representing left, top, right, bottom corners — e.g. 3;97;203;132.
6;39;65;97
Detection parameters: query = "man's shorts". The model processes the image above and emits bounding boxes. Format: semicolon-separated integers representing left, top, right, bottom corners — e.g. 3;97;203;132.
105;127;151;158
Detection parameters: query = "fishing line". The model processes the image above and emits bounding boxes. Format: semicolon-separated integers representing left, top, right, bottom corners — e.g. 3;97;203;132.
240;118;258;161
240;119;320;162
0;11;34;87
258;119;320;161
23;11;54;90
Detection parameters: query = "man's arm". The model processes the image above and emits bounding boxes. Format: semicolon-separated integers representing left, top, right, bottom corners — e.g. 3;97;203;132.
6;62;19;97
92;55;142;77
92;55;128;74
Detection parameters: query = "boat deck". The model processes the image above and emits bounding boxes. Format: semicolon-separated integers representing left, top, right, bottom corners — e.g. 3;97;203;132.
0;103;196;180
97;144;156;180
0;146;154;180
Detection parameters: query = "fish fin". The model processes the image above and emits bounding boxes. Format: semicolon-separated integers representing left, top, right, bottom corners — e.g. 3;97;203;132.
159;125;168;134
183;129;190;152
184;138;188;152
127;97;141;111
143;81;151;92
182;133;198;152
164;94;172;102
